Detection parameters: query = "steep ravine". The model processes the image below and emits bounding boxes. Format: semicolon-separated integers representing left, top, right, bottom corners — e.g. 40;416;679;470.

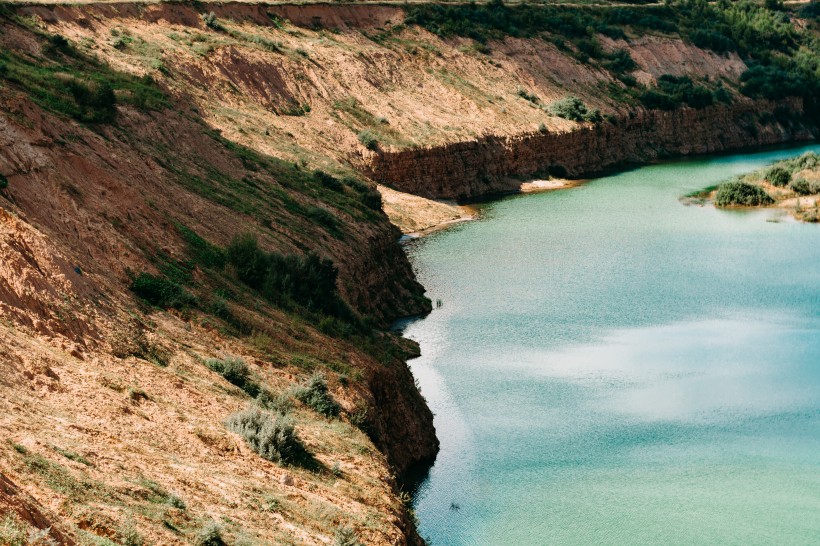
1;1;818;544
363;97;818;200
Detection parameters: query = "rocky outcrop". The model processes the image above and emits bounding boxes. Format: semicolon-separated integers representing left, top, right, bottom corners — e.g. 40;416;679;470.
363;98;818;200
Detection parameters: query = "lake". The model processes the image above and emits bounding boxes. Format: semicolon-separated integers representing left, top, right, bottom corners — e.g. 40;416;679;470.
402;144;820;545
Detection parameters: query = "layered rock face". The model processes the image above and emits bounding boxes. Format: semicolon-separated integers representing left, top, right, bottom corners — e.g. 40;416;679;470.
364;98;817;200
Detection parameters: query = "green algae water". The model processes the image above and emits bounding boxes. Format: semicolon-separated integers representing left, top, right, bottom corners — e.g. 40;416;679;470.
402;144;820;545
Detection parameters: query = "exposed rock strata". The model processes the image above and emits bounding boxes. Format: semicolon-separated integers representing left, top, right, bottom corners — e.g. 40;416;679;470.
364;98;817;200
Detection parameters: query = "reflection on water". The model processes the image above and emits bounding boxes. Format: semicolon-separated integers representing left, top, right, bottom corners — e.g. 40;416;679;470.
403;144;820;545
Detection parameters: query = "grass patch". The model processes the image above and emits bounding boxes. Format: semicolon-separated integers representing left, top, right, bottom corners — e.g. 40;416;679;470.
130;272;196;309
138;478;186;510
0;25;166;124
53;446;93;467
20;450;99;502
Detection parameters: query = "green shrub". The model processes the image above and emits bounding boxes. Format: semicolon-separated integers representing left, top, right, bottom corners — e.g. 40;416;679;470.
603;48;636;74
195;522;226;546
799;1;820;19
793;152;819;170
68;80;117;123
344;178;382;210
713;85;732;104
405;1;622;43
256;390;293;414
201;12;222;31
314;170;344;192
333;527;363;546
130;273;196;309
690;28;736;53
45;34;73;56
639;75;714;110
226;233;269;288
516;87;540;104
226;405;308;465
740;64;804;100
790;178;820;195
714;181;774;206
765;166;791;187
306;206;339;232
206;357;261;397
548;96;601;123
357;129;379;151
226;234;352;319
0;174;7;190
293;373;341;418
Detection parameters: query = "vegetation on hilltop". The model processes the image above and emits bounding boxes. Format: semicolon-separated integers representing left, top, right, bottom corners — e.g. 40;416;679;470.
406;0;820;115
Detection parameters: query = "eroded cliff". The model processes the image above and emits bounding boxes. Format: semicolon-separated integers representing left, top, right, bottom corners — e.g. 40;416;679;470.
0;1;817;545
364;97;816;199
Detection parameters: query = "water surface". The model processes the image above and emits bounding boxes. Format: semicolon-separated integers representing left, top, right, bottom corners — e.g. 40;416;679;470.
403;144;820;545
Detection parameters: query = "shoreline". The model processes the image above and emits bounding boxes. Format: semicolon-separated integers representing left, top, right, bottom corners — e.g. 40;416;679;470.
682;149;820;223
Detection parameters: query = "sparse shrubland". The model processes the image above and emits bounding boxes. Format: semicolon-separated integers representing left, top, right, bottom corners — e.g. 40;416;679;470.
405;0;820;114
0;514;57;546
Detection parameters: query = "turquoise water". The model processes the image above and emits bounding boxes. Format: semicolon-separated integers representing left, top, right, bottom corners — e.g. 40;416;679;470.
402;144;820;545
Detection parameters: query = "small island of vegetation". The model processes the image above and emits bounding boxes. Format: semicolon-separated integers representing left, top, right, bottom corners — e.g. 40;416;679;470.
688;152;820;222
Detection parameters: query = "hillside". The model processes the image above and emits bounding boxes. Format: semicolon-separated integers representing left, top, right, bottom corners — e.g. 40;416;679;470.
0;1;818;545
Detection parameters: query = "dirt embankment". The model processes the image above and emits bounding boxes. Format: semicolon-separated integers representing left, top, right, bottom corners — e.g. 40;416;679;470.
23;1;817;215
0;11;437;545
364;97;816;200
19;2;788;180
